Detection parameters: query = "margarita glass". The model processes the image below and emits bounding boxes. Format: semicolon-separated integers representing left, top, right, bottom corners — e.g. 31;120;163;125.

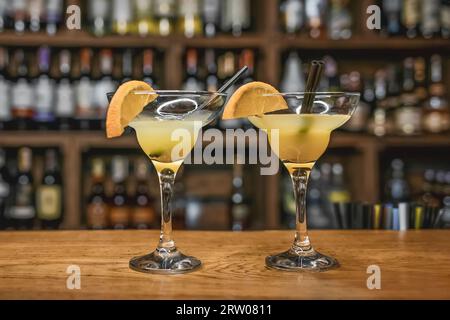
249;92;359;271
108;90;227;274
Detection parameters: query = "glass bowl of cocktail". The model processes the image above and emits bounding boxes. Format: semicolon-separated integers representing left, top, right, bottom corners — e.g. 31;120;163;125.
223;81;360;271
106;81;227;274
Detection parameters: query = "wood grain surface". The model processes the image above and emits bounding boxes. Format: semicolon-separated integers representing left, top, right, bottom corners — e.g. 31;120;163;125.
0;230;449;300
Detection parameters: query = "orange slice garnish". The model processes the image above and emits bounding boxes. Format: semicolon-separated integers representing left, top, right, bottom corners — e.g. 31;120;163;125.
106;80;157;138
222;81;288;120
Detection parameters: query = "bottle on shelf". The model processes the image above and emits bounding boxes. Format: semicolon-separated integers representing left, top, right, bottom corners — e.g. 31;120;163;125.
280;0;304;34
11;49;35;131
178;0;202;38
343;71;370;132
419;169;441;208
28;0;44;32
112;0;133;35
132;157;156;229
0;0;7;32
382;0;402;36
305;0;327;38
369;69;389;136
109;156;131;229
93;49;117;130
221;0;251;37
0;148;12;230
218;50;241;129
45;0;63;35
134;0;156;36
183;48;203;91
142;49;157;88
402;0;420;39
327;163;351;204
423;54;450;133
229;161;251;231
33;46;55;130
328;0;352;40
75;48;95;131
421;0;440;38
55;49;75;130
153;0;176;36
0;47;11;130
204;49;218;92
239;49;255;84
121;49;134;83
202;0;220;37
385;159;410;203
88;0;111;37
442;0;450;38
8;147;36;230
86;158;109;230
11;0;27;33
36;149;63;229
280;51;304;93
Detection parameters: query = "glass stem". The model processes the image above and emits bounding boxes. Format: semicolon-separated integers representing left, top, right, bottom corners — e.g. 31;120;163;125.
157;168;177;252
290;168;313;254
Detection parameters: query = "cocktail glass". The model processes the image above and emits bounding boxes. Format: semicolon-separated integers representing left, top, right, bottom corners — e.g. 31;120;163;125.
108;90;227;274
249;92;359;271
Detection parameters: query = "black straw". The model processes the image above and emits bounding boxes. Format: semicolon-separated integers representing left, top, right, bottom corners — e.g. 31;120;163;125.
302;60;324;113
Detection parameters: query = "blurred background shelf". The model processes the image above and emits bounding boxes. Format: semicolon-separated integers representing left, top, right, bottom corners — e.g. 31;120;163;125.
0;0;449;231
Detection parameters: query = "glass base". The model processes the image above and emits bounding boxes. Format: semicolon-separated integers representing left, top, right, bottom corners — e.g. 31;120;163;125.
266;248;339;272
129;248;201;274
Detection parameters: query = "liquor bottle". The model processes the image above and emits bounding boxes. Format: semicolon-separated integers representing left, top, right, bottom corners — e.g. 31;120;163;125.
343;71;370;132
11;0;27;33
413;57;428;104
239;49;255;84
178;0;202;38
112;0;133;35
93;49;117;130
421;0;440;38
37;149;63;229
132;157;156;229
55;50;75;130
75;48;94;131
11;49;35;130
280;52;304;93
305;0;327;38
0;0;7;32
134;0;156;36
385;159;410;203
29;0;44;32
0;149;11;229
229;162;251;231
420;169;440;207
280;0;304;34
33;46;55;130
369;69;389;136
218;51;241;129
153;0;176;36
8;147;35;230
307;167;330;229
204;49;218;92
183;48;203;91
328;0;352;40
327;163;351;204
110;156;130;229
142;49;157;88
88;0;111;37
86;158;109;229
402;0;420;38
45;0;63;35
222;0;251;37
121;49;134;83
0;47;11;130
382;0;402;36
202;0;220;37
423;55;449;133
321;55;339;91
442;0;450;38
395;58;419;135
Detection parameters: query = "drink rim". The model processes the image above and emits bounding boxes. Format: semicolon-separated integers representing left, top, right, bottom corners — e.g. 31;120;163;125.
262;92;360;98
133;90;228;97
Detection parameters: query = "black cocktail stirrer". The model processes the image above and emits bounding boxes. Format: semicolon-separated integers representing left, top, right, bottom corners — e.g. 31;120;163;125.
198;66;249;110
302;60;324;113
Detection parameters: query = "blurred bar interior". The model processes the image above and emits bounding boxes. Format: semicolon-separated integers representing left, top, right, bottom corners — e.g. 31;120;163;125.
0;0;449;232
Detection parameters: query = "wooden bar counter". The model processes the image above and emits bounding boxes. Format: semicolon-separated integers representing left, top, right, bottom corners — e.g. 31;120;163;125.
0;230;449;300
